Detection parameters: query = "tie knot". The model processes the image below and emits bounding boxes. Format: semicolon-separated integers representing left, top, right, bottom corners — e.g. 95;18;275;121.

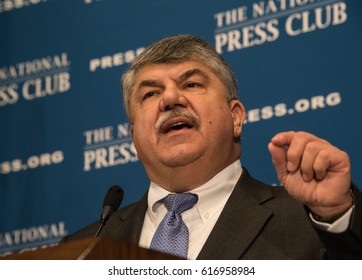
162;193;198;213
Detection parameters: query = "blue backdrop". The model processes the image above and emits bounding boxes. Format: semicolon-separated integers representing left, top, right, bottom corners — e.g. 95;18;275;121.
1;0;361;255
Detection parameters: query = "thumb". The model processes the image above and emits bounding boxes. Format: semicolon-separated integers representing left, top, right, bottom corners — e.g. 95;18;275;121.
268;142;288;185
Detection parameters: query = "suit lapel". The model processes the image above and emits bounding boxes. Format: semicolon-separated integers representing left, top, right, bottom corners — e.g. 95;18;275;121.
110;191;149;244
106;169;274;259
197;169;274;259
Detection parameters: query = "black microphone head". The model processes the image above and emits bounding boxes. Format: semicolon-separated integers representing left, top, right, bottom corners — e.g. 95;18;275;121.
96;185;124;237
103;185;124;211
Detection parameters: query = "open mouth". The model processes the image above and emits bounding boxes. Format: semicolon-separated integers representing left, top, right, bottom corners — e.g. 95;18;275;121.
160;117;195;134
155;108;200;135
164;122;193;134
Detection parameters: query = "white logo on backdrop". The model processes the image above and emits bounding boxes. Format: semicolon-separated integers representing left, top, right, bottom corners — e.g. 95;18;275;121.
0;53;71;107
83;122;138;171
214;0;347;53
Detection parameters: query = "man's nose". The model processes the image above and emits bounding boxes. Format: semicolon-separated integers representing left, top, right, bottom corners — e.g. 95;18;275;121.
159;86;188;111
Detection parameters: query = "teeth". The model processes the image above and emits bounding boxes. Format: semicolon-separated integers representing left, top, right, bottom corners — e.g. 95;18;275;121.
170;122;186;128
165;122;190;133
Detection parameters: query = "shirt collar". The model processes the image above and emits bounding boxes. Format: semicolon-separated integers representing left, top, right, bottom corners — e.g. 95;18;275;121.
147;160;243;224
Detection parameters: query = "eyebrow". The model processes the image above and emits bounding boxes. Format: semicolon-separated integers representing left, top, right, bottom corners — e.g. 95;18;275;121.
138;79;160;89
179;68;210;83
136;68;210;90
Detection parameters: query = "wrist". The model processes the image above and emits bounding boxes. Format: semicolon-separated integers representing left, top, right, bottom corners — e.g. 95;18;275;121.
310;190;354;223
310;206;351;223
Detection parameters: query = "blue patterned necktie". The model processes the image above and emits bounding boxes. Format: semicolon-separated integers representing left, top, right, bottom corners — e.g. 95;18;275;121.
150;192;198;258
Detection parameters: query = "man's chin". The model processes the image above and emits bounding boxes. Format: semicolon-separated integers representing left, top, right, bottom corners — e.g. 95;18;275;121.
160;151;203;169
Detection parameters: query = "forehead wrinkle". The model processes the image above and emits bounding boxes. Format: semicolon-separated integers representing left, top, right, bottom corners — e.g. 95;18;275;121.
134;66;211;93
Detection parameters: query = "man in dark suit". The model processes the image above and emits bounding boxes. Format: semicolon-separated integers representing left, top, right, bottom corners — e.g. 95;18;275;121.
62;35;362;259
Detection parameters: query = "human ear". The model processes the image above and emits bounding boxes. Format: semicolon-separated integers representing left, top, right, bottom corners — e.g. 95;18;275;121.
229;100;246;138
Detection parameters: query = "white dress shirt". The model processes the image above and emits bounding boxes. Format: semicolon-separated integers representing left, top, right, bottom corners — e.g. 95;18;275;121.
139;160;242;259
138;160;353;259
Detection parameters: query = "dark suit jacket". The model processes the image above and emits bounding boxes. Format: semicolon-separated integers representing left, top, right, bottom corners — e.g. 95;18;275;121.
61;168;362;259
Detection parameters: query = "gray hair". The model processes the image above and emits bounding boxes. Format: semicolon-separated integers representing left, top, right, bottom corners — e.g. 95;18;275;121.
121;34;238;122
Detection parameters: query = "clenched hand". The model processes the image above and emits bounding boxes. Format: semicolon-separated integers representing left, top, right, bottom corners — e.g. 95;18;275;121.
268;131;352;219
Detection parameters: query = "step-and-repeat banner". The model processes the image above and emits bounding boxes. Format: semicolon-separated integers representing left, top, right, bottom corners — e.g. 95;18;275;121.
1;0;361;255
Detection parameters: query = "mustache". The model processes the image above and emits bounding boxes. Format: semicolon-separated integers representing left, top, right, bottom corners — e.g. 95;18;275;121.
155;107;200;134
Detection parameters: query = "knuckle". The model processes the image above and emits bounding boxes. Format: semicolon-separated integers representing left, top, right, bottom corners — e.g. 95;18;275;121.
286;149;298;161
305;141;320;153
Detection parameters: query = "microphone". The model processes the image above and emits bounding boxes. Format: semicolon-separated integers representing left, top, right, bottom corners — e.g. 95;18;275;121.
94;185;124;238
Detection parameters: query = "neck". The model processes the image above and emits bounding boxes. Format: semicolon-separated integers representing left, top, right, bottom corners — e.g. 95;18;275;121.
148;156;240;193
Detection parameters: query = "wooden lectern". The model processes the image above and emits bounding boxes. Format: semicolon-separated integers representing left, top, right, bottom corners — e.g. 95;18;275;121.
0;237;180;260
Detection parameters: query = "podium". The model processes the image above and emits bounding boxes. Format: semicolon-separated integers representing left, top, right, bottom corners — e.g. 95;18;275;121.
0;237;180;260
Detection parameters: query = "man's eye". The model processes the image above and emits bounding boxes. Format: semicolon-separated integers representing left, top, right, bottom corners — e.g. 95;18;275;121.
185;82;200;88
142;92;156;100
